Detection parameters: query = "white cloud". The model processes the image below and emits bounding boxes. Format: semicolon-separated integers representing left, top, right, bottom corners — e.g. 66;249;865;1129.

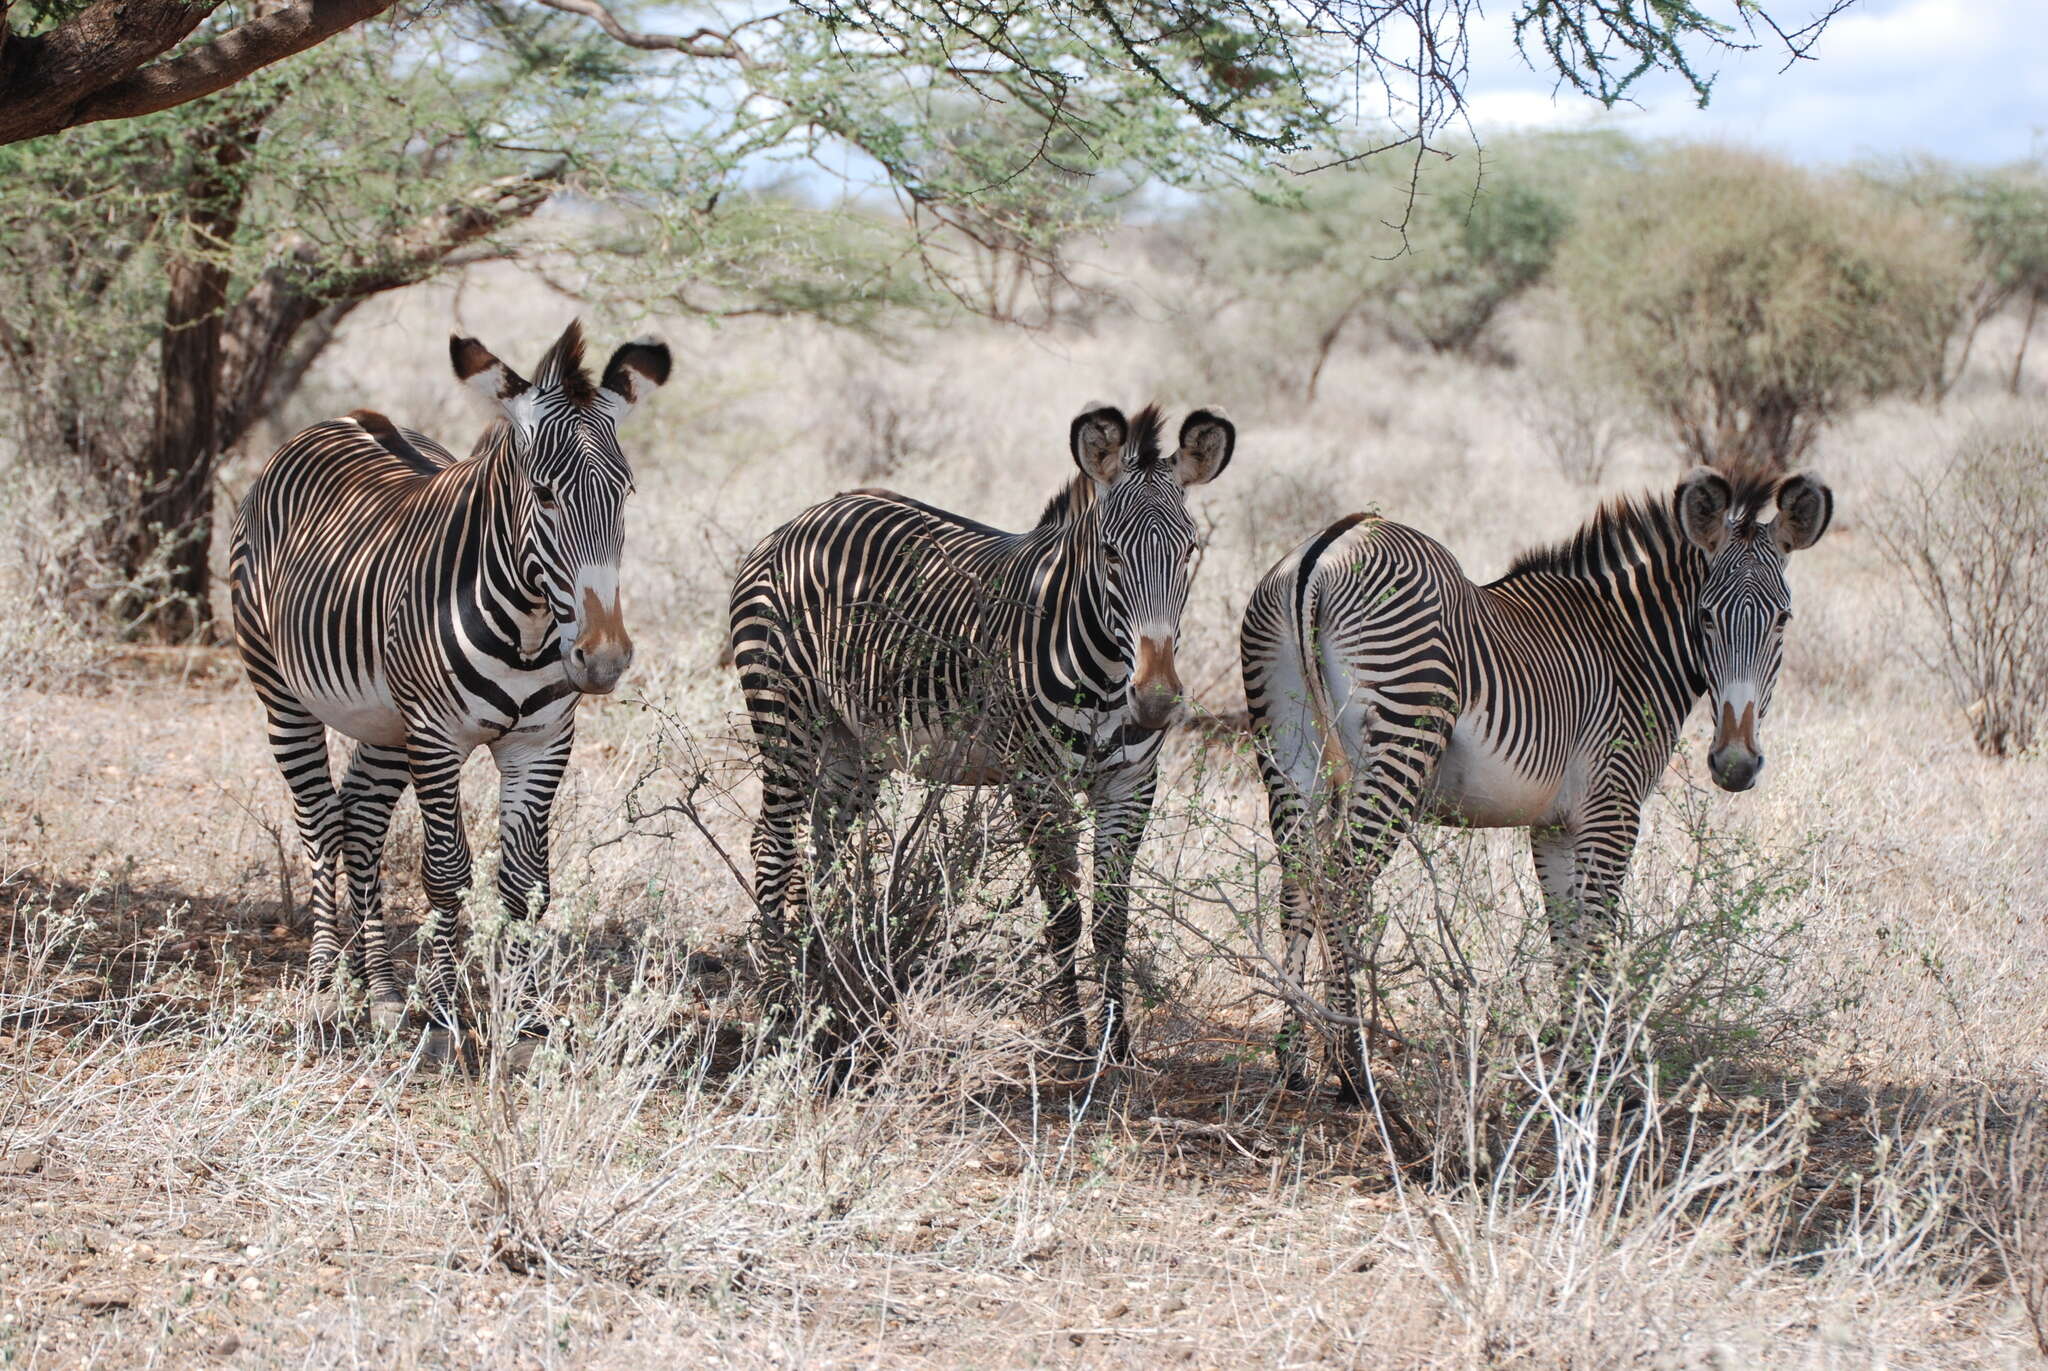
1450;0;2046;164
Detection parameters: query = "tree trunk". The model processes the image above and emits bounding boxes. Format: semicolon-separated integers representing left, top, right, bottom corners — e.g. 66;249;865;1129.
114;111;263;640
2009;290;2041;397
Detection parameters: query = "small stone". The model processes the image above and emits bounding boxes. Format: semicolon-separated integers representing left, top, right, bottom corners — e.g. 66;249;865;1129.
212;1333;241;1356
75;1289;131;1314
0;1148;42;1176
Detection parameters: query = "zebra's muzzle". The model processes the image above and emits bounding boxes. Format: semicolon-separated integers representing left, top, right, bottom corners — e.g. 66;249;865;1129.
1129;635;1184;732
566;587;634;694
1708;698;1763;792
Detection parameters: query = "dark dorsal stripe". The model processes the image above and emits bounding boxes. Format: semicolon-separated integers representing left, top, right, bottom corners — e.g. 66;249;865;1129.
348;410;437;474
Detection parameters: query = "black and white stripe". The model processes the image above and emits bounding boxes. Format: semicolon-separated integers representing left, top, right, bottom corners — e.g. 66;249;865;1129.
729;403;1235;1058
230;321;669;1052
1240;466;1833;1093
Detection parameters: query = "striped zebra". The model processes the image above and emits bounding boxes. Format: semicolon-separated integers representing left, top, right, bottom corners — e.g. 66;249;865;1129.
1240;466;1833;1094
231;320;670;1058
729;403;1236;1060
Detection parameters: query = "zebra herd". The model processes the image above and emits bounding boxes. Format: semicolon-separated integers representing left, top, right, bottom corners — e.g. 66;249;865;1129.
231;321;1832;1088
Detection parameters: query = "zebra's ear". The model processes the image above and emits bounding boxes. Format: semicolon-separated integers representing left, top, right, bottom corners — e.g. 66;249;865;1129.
1174;409;1234;487
1772;474;1834;553
1676;466;1734;556
1070;405;1129;485
601;339;672;410
450;335;532;414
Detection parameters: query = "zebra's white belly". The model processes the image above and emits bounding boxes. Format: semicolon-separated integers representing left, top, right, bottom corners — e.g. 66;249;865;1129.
887;725;1012;787
1422;715;1568;828
301;681;409;749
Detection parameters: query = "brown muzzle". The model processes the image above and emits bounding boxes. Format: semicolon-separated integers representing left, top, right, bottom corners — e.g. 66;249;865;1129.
1129;635;1184;732
1707;697;1762;793
567;586;634;694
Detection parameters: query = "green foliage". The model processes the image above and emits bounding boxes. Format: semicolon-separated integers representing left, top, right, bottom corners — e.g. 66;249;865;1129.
1869;156;2048;394
1558;145;1967;473
1180;131;1616;400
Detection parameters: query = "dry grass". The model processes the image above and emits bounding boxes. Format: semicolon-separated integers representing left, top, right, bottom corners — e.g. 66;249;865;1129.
3;249;2047;1367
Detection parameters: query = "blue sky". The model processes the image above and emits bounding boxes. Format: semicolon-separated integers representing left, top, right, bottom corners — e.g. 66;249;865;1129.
1455;0;2045;165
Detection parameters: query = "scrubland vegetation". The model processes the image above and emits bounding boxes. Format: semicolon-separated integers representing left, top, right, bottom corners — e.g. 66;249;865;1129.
5;19;2048;1360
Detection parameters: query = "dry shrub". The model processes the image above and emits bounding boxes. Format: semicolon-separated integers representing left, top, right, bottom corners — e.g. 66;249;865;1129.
821;369;950;485
1510;352;1638;488
1961;1093;2048;1356
1143;756;1841;1178
612;691;1044;1080
1560;145;1967;474
1874;412;2048;757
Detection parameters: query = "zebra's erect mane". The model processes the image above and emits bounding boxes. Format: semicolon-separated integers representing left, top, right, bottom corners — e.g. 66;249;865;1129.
1499;470;1781;582
1034;404;1167;528
532;319;597;407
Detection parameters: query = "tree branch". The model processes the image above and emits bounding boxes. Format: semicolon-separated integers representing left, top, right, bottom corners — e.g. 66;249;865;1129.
526;0;744;59
0;0;398;146
218;162;567;445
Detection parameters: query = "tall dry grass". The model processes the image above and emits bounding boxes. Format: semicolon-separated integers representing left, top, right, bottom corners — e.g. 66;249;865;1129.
2;244;2046;1366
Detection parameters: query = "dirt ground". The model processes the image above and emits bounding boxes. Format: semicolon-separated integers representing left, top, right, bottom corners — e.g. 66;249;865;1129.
5;261;2048;1366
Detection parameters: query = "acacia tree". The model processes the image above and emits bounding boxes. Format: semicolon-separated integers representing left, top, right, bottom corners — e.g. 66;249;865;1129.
1558;146;1966;476
0;0;1853;638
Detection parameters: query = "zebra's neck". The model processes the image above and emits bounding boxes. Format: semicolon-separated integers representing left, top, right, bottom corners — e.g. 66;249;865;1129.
1026;475;1129;699
464;422;552;632
1499;491;1713;736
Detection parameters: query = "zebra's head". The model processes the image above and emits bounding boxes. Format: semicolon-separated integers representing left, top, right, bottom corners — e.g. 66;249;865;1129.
451;320;672;695
1071;404;1236;732
1676;467;1834;793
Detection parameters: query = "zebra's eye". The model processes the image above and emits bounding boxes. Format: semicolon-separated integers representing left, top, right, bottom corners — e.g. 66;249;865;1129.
1776;608;1794;629
533;484;558;511
1698;606;1717;631
1104;547;1124;570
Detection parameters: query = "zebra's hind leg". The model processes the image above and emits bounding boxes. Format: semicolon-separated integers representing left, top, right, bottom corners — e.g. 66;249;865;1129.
338;742;411;1035
405;731;474;1067
260;700;349;1030
1243;603;1338;1090
1315;672;1450;1111
1015;786;1089;1062
750;754;812;1009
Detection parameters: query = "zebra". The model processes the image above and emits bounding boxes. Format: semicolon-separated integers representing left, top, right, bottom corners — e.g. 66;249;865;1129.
231;320;670;1059
1239;465;1833;1094
728;403;1236;1060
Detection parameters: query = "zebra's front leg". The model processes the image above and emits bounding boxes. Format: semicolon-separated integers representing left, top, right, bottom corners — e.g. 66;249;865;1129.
1015;787;1088;1060
1564;803;1642;1005
407;731;474;1065
1089;767;1158;1066
338;743;412;1035
489;724;574;1044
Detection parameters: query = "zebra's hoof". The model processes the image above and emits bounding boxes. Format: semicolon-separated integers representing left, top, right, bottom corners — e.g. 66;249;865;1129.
368;1000;407;1036
499;1037;548;1078
1278;1063;1317;1094
298;991;347;1032
420;1027;463;1070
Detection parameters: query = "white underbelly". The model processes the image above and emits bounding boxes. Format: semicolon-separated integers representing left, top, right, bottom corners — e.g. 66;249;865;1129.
1422;716;1566;828
886;725;1010;786
302;683;408;749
